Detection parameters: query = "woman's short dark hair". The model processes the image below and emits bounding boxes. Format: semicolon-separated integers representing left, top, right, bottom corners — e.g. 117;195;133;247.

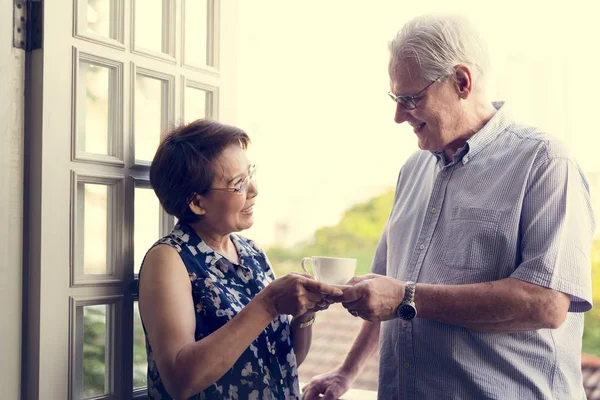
150;119;250;223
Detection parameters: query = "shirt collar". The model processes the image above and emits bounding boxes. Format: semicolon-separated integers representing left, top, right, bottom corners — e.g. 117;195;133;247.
173;222;258;270
432;101;510;165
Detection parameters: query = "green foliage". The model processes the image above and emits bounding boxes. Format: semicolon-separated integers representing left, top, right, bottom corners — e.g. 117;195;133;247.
583;240;600;357
82;307;106;398
266;189;395;277
82;305;148;396
133;308;148;388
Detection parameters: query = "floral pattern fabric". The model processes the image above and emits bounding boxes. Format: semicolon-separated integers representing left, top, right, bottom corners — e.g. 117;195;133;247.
140;222;300;400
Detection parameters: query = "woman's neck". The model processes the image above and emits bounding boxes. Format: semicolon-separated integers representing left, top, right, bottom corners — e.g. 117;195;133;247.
188;221;233;255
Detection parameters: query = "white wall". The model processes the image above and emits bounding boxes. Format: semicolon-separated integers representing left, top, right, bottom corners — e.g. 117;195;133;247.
0;0;24;398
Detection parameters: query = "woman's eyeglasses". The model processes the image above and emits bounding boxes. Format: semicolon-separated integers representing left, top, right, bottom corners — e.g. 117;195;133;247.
211;164;257;194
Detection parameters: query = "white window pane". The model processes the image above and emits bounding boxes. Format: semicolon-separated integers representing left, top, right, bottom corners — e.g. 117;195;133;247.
134;187;160;275
78;62;112;155
135;75;165;162
80;183;109;275
83;0;115;39
184;86;208;123
134;0;168;53
184;0;209;66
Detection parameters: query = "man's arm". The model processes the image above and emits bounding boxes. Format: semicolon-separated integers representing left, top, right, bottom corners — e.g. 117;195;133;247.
416;277;570;331
338;320;380;376
301;320;380;400
341;275;570;332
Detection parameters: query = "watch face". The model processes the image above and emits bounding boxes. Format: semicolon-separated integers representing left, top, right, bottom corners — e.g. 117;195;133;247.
398;304;417;320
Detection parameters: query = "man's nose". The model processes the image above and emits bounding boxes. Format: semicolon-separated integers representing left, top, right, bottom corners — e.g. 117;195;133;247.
394;103;409;124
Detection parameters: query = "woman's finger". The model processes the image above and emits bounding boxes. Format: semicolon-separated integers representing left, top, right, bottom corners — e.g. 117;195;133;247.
305;291;324;303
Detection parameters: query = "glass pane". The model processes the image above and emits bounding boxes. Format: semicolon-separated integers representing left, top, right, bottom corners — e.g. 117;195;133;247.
80;183;109;275
184;0;209;66
135;75;165;162
134;187;160;274
78;61;111;155
184;86;208;123
84;0;115;39
134;0;167;53
133;302;147;389
83;304;108;398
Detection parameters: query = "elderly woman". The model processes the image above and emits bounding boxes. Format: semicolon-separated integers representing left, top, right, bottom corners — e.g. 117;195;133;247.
139;119;342;400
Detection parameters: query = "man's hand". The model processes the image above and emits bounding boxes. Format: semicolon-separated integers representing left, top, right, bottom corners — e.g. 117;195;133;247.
301;367;354;400
340;273;405;321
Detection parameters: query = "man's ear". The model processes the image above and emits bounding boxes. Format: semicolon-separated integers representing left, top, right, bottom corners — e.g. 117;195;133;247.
453;65;472;99
188;193;207;216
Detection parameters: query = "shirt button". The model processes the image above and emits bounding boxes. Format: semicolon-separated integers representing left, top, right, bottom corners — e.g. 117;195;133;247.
271;348;276;354
404;362;410;368
402;322;408;328
280;379;283;384
418;244;425;250
431;207;437;214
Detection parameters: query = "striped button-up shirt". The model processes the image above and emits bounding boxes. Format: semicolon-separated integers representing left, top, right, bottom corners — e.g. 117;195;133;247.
372;102;595;400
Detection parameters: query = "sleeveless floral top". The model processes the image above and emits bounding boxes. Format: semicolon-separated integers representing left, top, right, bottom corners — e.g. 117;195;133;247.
140;223;300;399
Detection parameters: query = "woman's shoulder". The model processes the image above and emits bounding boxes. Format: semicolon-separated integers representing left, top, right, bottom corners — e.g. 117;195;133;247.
154;224;194;250
139;225;200;276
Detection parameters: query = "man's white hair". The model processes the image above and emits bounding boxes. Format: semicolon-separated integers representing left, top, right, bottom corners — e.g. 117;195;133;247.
389;13;491;90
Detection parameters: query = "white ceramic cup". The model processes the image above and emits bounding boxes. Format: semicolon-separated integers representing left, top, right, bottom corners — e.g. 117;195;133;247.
300;256;357;286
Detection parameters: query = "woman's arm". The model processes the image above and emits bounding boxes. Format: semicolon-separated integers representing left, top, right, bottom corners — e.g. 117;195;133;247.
139;245;274;399
289;312;314;366
139;245;342;400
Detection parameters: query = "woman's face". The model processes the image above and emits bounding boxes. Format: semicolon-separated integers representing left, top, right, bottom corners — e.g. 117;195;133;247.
194;143;258;235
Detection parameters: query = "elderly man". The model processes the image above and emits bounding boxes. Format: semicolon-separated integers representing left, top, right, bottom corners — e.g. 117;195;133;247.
302;13;595;400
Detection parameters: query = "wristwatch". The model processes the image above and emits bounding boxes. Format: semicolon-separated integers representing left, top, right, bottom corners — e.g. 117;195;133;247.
396;281;417;321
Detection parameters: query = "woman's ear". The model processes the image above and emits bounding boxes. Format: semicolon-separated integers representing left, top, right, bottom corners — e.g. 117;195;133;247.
188;194;207;216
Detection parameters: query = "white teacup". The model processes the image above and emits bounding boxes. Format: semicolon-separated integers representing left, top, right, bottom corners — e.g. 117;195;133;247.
300;256;357;286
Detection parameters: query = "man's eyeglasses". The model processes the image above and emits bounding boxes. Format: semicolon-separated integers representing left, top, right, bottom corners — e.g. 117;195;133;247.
211;164;257;194
387;76;443;110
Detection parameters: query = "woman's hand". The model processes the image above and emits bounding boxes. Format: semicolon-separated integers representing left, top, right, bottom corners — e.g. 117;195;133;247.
258;273;343;318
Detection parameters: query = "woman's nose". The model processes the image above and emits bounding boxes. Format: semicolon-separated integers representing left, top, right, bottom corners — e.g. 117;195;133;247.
247;180;258;198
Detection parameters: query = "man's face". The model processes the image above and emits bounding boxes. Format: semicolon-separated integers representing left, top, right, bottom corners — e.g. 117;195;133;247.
389;60;464;154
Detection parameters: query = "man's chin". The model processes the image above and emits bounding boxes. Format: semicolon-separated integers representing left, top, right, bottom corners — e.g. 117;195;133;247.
417;139;438;152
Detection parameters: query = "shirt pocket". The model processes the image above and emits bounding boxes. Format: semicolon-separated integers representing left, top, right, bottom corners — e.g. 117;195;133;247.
443;207;501;272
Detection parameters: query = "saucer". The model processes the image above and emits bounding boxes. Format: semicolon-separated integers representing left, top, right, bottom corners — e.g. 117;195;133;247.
331;284;352;289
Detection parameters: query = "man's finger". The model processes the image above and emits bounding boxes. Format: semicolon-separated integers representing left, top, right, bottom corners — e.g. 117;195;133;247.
339;286;364;303
347;273;379;285
341;297;365;309
301;384;322;400
322;388;341;400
